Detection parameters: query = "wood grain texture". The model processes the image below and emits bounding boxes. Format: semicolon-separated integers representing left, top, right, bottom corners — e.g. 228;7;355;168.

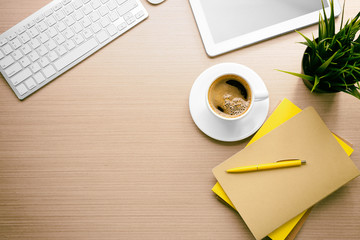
0;0;359;239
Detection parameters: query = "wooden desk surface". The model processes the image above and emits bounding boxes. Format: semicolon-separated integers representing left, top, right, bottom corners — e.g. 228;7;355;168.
1;0;359;239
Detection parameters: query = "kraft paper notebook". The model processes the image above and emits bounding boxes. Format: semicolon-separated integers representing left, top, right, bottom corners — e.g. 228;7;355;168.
212;107;360;240
212;98;354;240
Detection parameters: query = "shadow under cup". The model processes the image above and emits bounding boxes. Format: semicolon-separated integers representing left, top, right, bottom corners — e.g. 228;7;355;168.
207;74;254;120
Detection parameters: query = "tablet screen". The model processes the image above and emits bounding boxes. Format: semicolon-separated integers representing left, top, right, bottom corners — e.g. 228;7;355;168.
200;0;328;44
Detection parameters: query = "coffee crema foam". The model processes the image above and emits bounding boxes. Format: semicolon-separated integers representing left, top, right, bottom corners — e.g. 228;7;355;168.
208;75;251;118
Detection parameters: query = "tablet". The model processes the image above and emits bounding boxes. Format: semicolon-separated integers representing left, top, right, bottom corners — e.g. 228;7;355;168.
189;0;341;57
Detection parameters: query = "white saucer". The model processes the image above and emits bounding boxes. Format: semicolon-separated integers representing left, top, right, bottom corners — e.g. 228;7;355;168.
189;63;269;142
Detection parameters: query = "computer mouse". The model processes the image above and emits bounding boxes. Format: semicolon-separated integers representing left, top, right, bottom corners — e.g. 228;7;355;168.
147;0;165;5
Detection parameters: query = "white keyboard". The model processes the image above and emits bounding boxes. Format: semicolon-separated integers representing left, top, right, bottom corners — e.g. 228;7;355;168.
0;0;148;100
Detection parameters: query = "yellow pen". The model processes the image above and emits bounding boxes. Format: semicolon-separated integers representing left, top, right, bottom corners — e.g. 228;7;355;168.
226;159;306;173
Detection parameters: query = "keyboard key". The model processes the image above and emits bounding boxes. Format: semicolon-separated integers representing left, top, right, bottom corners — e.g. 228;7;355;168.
54;34;66;44
117;0;127;5
33;72;46;84
16;83;28;95
126;16;135;25
19;56;31;67
47;28;59;40
64;16;76;26
99;17;110;27
56;45;67;56
82;5;93;15
30;62;41;73
62;0;72;5
91;22;102;33
106;24;117;36
91;0;102;9
44;8;54;17
20;44;32;55
35;14;45;23
37;21;48;32
124;12;135;25
54;3;63;11
64;4;74;15
45;39;57;50
123;12;132;21
37;45;49;56
7;32;17;41
118;22;127;31
83;28;93;38
63;28;75;39
56;21;67;32
38;33;50;43
135;10;144;19
73;0;83;9
0;38;8;46
98;6;109;16
10;38;22;49
48;51;59;61
28;51;40;62
107;0;117;11
11;50;23;60
19;32;31;43
89;11;100;22
73;22;83;33
96;30;109;43
47;15;57;26
2;44;13;55
10;68;32;85
29;38;41;49
28;27;40;37
39;56;50;67
0;50;4;59
26;20;36;29
74;34;85;44
0;55;14;68
25;77;36;89
108;11;119;22
117;0;137;16
65;40;76;50
42;65;56;78
55;10;66;21
54;37;98;71
5;62;22;77
73;11;84;21
17;26;27;35
80;17;92;27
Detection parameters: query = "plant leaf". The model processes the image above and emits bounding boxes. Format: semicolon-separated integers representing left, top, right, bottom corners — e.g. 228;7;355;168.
312;75;320;92
316;50;339;73
296;31;316;49
321;0;329;37
344;86;360;99
275;70;314;82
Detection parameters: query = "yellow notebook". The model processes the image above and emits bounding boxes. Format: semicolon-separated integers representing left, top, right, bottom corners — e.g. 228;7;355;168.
212;103;358;240
212;98;354;240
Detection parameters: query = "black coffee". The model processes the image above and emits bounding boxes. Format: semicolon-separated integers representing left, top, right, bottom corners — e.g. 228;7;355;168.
208;74;251;118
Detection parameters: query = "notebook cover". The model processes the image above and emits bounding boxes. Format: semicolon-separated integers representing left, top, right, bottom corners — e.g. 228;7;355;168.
212;99;354;240
212;107;360;240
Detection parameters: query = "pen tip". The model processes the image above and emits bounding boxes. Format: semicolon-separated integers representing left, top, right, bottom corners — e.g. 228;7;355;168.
301;160;306;164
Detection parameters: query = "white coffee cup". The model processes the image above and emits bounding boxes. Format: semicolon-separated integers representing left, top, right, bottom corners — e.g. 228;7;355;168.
205;63;268;121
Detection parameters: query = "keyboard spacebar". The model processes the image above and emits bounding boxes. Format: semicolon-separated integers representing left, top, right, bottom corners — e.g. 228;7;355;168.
54;38;98;71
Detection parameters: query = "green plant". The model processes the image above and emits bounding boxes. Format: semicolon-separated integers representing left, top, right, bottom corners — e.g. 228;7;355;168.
278;0;360;99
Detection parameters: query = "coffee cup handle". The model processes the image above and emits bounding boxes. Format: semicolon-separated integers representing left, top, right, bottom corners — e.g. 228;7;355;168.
254;91;269;102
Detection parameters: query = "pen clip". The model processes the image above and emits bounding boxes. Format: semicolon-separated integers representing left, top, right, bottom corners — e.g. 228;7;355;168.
276;158;300;163
276;159;306;164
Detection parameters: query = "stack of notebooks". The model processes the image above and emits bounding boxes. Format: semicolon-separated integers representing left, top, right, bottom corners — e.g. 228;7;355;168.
212;98;359;240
